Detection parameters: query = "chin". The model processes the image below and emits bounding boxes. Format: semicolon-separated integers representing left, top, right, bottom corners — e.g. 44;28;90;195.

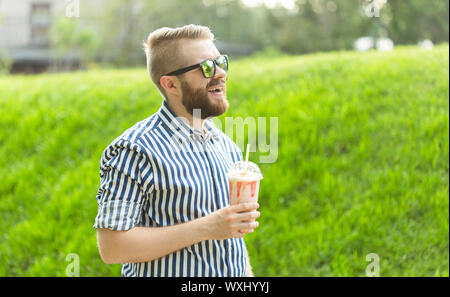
205;98;229;119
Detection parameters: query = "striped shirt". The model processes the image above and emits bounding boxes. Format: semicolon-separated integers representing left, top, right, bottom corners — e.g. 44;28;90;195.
93;99;247;277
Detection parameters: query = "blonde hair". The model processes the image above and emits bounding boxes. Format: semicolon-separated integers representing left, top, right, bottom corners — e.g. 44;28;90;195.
143;24;215;99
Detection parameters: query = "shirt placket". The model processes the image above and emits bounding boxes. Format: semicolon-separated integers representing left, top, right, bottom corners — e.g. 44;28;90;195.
200;133;233;276
191;132;219;210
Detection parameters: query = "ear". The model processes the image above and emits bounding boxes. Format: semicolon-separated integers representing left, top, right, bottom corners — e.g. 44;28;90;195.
160;76;180;97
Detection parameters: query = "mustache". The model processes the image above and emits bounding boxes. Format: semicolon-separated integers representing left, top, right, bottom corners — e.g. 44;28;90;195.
207;78;227;89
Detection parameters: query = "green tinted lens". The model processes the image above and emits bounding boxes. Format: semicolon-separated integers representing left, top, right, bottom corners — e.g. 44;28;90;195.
217;56;228;71
201;60;215;77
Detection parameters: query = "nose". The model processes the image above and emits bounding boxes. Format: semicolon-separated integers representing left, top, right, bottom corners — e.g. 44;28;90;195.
213;63;227;79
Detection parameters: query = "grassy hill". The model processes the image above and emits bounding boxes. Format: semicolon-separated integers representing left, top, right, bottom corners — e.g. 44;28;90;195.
0;44;448;276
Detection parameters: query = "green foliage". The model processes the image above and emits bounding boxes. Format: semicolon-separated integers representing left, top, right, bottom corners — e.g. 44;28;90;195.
250;46;288;59
0;45;448;276
50;18;100;69
0;13;10;75
0;50;11;75
82;0;449;65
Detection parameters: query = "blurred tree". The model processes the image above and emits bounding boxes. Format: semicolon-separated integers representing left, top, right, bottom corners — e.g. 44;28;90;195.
0;51;11;75
388;0;449;43
50;18;100;70
0;11;11;74
95;0;220;66
82;0;449;65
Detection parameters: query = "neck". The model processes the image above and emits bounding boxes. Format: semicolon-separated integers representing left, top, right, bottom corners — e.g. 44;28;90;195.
166;99;206;136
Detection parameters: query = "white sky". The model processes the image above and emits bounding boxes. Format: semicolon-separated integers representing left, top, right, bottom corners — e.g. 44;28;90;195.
241;0;297;10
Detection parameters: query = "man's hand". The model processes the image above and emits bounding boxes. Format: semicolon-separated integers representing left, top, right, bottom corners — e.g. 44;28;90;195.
203;202;260;240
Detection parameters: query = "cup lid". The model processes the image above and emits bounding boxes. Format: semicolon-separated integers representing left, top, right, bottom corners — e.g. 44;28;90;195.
227;161;263;180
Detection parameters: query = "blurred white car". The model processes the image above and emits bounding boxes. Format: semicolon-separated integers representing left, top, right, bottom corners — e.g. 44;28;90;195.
354;37;375;52
354;37;395;52
376;38;394;51
418;39;434;50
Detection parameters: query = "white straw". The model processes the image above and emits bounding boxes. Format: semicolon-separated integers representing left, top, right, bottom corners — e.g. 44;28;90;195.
245;144;250;162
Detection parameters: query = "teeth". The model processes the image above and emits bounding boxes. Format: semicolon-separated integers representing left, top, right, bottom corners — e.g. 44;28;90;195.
209;86;223;92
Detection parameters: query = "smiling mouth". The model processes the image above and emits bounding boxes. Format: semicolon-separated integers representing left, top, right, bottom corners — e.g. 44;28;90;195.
208;86;225;96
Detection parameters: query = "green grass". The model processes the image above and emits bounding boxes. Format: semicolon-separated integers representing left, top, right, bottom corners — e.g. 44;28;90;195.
0;44;448;276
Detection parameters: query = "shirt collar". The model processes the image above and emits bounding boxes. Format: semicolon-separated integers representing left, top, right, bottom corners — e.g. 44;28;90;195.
158;100;219;143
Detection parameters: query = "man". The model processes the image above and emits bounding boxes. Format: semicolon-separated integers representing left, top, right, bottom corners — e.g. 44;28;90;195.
94;24;260;277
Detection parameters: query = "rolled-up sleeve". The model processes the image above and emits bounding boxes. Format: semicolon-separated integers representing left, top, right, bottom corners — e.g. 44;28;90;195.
93;139;153;231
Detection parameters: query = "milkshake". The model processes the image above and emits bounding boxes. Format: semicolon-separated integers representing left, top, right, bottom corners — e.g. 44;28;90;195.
227;161;263;206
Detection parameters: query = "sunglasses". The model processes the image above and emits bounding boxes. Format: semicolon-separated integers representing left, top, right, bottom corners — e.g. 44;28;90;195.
164;54;229;78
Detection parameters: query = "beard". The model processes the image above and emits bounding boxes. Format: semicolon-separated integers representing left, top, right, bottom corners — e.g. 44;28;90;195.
180;78;229;119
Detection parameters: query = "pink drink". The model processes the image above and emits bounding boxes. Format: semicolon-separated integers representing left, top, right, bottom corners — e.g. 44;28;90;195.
227;161;263;206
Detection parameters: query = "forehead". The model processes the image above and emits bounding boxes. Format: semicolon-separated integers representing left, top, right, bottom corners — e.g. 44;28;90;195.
179;39;220;64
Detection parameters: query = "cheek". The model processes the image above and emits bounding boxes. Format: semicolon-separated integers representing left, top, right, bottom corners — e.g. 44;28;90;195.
192;83;208;94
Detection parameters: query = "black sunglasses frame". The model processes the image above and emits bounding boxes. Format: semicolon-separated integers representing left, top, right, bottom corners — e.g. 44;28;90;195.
163;55;228;78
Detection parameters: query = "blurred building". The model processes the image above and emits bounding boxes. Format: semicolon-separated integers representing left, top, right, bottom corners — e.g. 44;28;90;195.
0;0;256;73
0;0;64;73
0;0;107;73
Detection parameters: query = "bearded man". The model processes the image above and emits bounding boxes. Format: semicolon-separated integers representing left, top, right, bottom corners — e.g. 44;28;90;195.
93;24;260;277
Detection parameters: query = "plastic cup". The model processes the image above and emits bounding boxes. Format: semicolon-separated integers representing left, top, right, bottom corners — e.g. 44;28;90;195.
227;161;263;233
227;161;263;206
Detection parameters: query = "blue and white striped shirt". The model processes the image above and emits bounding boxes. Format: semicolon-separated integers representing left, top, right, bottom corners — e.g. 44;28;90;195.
94;100;247;277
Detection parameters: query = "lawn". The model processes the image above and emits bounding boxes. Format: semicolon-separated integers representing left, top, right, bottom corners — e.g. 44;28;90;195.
0;44;448;276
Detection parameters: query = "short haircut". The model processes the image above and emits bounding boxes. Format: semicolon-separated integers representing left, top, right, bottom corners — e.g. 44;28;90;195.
143;24;215;99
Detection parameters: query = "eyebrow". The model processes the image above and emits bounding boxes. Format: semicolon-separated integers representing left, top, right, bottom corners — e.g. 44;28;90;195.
198;55;221;63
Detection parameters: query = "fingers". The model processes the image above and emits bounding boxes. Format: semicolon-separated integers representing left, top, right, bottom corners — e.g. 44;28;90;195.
236;221;259;230
236;221;260;235
214;203;261;239
231;205;260;236
231;202;259;213
235;210;260;221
